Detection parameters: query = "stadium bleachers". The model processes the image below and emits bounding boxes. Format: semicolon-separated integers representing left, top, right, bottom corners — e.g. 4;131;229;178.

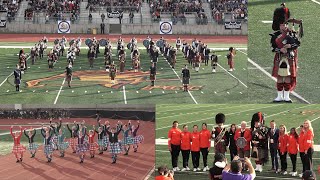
210;0;247;23
0;0;20;19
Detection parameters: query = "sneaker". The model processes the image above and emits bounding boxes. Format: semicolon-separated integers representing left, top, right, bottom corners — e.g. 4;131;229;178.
292;172;297;177
299;173;303;178
203;166;209;172
197;168;201;171
181;168;187;171
186;166;190;171
176;167;181;171
283;171;288;175
193;168;197;172
228;69;233;72
289;172;293;175
172;167;177;172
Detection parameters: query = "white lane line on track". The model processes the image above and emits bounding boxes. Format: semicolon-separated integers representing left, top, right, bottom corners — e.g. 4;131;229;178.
311;0;320;5
53;78;65;104
238;50;311;104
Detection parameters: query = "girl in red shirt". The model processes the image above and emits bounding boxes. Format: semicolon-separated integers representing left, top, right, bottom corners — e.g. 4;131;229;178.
278;124;288;175
180;125;191;171
168;121;182;171
199;123;211;171
299;120;314;175
11;126;26;163
87;128;98;158
287;127;299;176
191;125;201;171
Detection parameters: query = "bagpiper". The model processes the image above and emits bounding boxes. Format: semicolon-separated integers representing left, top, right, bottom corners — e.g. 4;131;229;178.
150;63;156;86
109;62;117;84
212;113;227;155
181;65;190;92
176;37;182;51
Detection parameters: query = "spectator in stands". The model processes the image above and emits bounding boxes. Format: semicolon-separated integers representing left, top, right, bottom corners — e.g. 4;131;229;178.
88;13;92;23
100;22;105;34
129;11;134;23
101;13;105;22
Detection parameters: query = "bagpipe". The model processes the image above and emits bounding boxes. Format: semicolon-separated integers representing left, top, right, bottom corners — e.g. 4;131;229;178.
214;127;227;146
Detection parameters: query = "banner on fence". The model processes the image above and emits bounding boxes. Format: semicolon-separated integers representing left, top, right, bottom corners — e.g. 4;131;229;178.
58;20;71;33
224;21;242;29
159;21;172;34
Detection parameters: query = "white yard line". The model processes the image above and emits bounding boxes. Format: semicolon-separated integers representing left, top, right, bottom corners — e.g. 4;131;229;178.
123;85;127;104
0;72;13;87
53;78;66;105
261;20;273;24
155;104;282;130
239;50;311;104
217;63;248;88
311;0;320;5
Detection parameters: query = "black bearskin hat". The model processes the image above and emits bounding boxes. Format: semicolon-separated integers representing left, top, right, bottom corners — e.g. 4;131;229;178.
251;112;264;130
272;7;290;31
215;113;225;124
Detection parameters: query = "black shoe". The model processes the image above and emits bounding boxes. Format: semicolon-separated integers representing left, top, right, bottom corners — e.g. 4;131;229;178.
16;159;20;163
73;151;76;153
124;152;128;155
134;149;137;152
80;160;83;163
99;152;103;155
111;161;116;164
20;158;23;162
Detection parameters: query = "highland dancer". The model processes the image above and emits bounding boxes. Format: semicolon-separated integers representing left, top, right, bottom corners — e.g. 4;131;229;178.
11;126;26;162
131;121;144;152
76;127;89;163
67;122;79;153
57;126;69;157
41;126;54;162
87;128;98;158
106;122;123;164
24;127;39;158
122;121;134;155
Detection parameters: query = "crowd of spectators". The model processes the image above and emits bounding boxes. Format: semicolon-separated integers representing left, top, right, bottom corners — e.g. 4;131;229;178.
87;0;141;13
0;0;21;20
210;0;247;24
149;0;207;24
24;0;80;22
0;109;71;119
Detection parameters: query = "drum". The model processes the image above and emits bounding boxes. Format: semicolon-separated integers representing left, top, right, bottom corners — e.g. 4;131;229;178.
54;39;59;45
127;42;132;50
69;39;75;46
156;40;164;48
236;137;247;149
85;38;93;47
99;39;108;46
143;39;150;48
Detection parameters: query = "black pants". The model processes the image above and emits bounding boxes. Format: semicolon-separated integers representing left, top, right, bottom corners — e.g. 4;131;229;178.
289;153;297;172
204;56;209;65
170;144;180;168
278;150;287;171
229;148;237;161
181;150;190;168
191;151;200;168
270;146;279;170
101;28;104;34
300;152;306;172
200;148;209;167
302;148;314;172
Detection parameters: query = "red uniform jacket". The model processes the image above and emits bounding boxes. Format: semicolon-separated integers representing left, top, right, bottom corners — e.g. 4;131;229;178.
287;134;298;155
191;132;200;152
199;129;211;149
168;127;182;147
299;129;314;152
11;127;22;145
278;133;288;153
234;128;252;151
181;131;191;150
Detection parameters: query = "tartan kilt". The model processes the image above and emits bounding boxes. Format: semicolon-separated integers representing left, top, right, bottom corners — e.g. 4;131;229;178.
104;136;109;145
123;136;133;145
109;142;122;154
150;74;156;80
182;77;189;85
76;143;89;154
133;135;144;144
27;143;39;151
12;144;26;154
272;52;297;78
14;78;21;85
98;139;106;147
44;144;54;155
258;147;269;163
57;142;69;150
68;137;78;148
66;75;72;82
51;136;58;144
89;142;99;151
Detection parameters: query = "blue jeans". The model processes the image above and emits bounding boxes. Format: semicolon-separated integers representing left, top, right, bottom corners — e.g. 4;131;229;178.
270;146;279;170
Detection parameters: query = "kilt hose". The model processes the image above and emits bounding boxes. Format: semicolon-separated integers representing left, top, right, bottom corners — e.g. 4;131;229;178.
69;137;78;149
44;144;54;155
76;143;89;154
133;135;144;145
27;143;39;151
109;142;122;154
12;144;26;154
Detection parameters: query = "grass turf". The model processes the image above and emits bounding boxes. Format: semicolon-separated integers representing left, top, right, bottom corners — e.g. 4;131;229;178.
155;104;320;180
247;0;320;103
0;42;247;104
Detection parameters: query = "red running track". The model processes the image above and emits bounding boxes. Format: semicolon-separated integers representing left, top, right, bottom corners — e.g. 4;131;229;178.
0;118;155;180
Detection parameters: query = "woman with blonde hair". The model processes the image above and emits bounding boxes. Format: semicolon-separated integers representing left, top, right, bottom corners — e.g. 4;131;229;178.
298;120;314;177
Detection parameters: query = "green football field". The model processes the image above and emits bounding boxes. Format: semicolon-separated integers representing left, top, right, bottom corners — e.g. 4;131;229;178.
247;0;320;104
0;42;247;104
155;104;320;179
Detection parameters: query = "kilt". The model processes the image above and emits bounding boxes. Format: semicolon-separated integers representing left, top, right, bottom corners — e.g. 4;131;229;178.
228;59;234;68
150;74;156;81
194;62;200;68
272;53;297;90
123;136;133;145
176;45;181;49
76;143;89;154
68;137;78;148
57;142;69;150
110;72;116;79
12;144;26;154
66;75;72;82
27;143;39;151
14;78;21;85
258;147;269;163
109;142;122;154
89;143;99;151
52;136;58;144
182;77;189;85
133;135;144;144
44;144;54;155
214;142;226;154
98;139;106;147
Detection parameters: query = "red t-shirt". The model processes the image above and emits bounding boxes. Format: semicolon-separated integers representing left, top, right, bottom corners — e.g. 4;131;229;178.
287;134;298;154
199;129;211;149
181;131;191;150
278;134;288;153
191;132;200;152
168;127;182;147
